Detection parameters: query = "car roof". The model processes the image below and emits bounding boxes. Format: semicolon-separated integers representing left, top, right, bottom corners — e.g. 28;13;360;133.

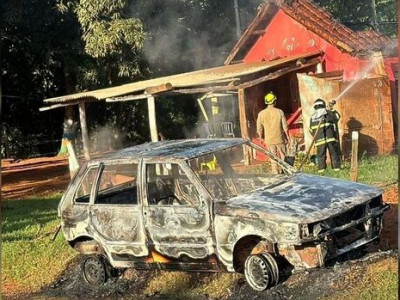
94;138;247;161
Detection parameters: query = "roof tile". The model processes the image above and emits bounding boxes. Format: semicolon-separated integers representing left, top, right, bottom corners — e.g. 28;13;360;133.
280;0;391;53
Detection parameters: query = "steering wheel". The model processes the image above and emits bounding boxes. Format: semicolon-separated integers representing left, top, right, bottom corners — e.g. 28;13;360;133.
207;176;227;198
155;178;183;205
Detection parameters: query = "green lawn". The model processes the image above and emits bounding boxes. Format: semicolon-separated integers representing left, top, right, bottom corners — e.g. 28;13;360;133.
301;154;398;186
1;194;77;295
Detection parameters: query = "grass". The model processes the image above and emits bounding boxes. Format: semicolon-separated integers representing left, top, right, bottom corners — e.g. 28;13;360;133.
1;194;77;295
300;154;398;186
326;257;398;300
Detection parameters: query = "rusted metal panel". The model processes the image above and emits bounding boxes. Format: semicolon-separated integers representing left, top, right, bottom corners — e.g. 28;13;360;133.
337;77;394;156
297;74;340;149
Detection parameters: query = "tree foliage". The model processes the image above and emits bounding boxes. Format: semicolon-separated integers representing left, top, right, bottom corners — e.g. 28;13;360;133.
314;0;398;37
1;0;397;159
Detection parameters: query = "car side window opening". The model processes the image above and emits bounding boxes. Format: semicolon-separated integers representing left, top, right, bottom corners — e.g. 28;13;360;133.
74;167;99;203
146;163;200;206
95;163;138;205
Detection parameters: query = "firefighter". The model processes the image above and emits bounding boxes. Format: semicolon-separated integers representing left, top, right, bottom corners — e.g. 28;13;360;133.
309;98;341;172
257;92;290;174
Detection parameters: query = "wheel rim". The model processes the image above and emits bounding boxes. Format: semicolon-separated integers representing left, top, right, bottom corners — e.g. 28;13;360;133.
245;255;272;291
82;256;107;286
261;252;279;286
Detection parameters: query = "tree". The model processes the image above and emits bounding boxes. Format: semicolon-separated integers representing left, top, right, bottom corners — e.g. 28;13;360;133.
314;0;398;37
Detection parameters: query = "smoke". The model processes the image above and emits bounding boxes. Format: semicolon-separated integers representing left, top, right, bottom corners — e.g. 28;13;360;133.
90;125;124;153
182;93;240;139
129;2;237;75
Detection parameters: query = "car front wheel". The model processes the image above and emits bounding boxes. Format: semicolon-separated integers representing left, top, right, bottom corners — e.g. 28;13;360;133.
244;253;279;291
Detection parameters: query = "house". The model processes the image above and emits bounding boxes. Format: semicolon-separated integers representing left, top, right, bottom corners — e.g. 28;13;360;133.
225;0;398;156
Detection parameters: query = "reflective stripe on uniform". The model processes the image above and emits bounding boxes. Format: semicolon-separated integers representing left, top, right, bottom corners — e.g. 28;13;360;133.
315;137;337;146
310;122;334;130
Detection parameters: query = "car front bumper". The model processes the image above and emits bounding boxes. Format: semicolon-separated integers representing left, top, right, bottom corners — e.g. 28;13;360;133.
278;204;389;269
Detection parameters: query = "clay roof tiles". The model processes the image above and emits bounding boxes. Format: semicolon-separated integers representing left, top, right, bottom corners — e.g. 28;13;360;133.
280;0;391;53
225;0;394;64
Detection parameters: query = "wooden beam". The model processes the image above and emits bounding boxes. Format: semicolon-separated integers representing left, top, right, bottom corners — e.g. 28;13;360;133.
239;58;321;89
174;58;320;94
251;30;266;35
78;102;91;160
106;94;148;102
238;88;252;165
145;83;173;95
39;101;80;111
238;88;249;139
224;3;278;65
147;96;158;142
350;131;359;181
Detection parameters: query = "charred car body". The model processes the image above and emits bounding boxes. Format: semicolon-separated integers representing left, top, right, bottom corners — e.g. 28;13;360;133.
58;138;388;291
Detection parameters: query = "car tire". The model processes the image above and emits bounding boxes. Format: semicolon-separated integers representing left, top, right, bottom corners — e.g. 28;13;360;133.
81;255;110;286
244;253;279;291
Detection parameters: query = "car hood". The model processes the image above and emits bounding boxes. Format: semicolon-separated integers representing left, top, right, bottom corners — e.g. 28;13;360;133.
214;173;382;223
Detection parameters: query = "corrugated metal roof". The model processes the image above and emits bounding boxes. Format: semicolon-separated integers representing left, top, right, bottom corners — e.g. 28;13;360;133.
44;53;317;104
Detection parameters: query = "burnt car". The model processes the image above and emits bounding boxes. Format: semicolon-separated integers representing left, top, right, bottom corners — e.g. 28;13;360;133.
58;138;388;291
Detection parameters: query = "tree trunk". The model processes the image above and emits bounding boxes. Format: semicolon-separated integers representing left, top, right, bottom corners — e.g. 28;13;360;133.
58;66;77;156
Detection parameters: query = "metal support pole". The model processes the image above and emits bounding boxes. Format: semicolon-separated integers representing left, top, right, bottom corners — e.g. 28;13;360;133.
233;0;241;39
78;102;90;161
371;0;379;30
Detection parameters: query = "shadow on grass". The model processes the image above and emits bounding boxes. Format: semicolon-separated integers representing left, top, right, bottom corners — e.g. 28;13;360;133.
1;195;62;242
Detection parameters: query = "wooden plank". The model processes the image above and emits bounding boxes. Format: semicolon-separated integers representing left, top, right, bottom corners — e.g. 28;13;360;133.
174;58;320;95
145;83;173;95
78;102;91;160
147;96;158;142
238;88;251;165
238;88;249;139
350;131;359;181
39;101;80;111
224;3;278;65
252;30;266;35
106;94;149;102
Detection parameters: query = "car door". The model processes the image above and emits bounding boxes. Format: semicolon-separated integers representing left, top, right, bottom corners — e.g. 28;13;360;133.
142;161;216;270
88;160;148;268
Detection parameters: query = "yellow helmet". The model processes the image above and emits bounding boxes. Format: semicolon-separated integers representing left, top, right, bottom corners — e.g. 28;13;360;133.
265;92;277;105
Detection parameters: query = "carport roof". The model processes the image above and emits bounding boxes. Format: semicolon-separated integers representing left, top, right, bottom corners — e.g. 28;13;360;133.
43;52;320;105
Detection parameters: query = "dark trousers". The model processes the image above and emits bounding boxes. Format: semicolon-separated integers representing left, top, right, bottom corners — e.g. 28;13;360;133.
316;142;341;170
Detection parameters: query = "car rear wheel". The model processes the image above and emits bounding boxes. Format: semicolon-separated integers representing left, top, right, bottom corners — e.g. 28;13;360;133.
244;253;279;291
82;255;110;286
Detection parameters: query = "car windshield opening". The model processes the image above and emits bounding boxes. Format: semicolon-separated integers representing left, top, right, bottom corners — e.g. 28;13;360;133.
188;142;293;200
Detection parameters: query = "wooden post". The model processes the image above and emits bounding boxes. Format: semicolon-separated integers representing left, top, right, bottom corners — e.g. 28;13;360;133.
147;96;159;142
350;131;359;182
238;88;251;165
78;102;90;160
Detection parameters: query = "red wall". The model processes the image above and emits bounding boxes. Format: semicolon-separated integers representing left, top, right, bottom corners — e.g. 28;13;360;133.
243;10;397;81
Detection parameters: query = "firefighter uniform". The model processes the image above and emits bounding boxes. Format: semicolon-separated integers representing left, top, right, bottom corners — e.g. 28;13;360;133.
309;99;341;172
257;92;290;174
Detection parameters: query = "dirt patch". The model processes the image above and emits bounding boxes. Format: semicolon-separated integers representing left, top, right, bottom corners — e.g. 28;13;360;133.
367;186;398;251
2;157;70;200
6;251;393;300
